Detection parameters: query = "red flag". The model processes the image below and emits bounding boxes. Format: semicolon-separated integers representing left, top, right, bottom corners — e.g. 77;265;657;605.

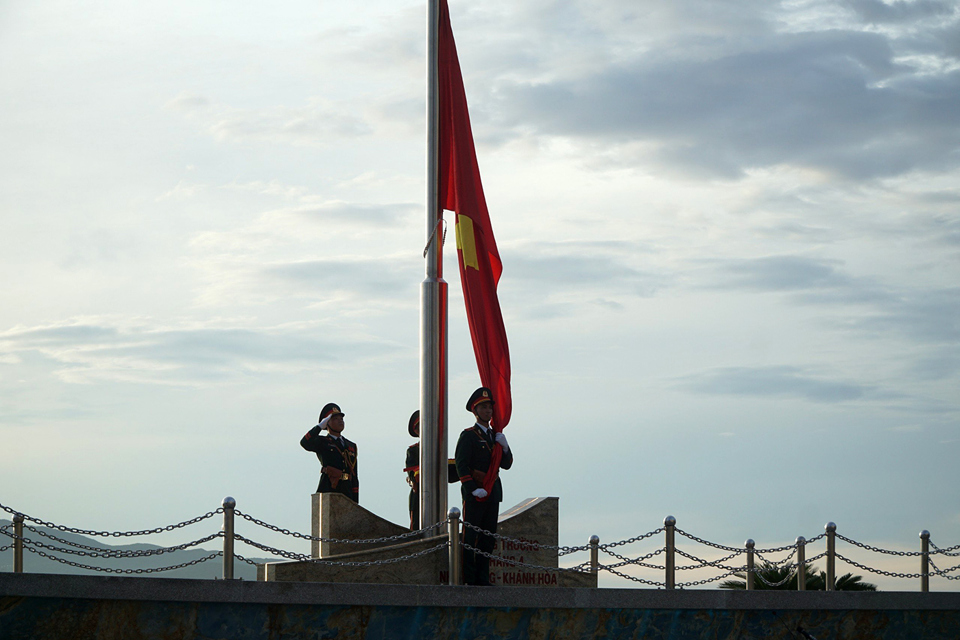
438;0;511;493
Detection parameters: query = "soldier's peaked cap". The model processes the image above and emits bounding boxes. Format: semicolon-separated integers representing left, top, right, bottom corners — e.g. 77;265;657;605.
466;387;495;412
319;402;344;422
408;410;420;438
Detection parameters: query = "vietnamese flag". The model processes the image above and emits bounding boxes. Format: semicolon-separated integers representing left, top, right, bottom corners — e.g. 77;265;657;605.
438;0;511;491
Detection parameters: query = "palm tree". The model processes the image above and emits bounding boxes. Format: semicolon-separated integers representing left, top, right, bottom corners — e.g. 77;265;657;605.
719;561;877;590
831;572;877;591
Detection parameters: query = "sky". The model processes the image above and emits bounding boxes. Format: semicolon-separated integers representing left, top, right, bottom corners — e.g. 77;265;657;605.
1;0;959;590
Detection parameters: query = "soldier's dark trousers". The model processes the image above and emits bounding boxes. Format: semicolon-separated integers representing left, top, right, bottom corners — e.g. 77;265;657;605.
463;499;498;586
409;490;419;531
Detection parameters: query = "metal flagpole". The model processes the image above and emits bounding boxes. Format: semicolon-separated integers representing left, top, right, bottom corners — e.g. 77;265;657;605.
420;0;447;535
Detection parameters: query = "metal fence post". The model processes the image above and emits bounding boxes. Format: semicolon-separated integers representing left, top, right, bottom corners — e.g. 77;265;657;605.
222;497;235;580
448;507;461;586
590;535;600;578
664;515;676;590
825;522;836;591
796;536;806;591
13;514;24;574
920;530;930;593
745;539;755;591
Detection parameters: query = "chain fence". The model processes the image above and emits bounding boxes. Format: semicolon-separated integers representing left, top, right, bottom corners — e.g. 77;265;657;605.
22;526;224;558
755;548;797;567
235;509;445;545
299;542;448;568
235;553;260;567
234;533;310;562
931;541;960;557
0;524;10;554
675;547;745;572
600;564;667;587
8;529;223;561
462;542;590;574
834;552;926;580
929;558;960;581
3;501;959;590
460;518;600;557
0;501;221;538
0;525;226;575
837;533;923;557
600;545;666;570
600;528;664;551
677;566;746;588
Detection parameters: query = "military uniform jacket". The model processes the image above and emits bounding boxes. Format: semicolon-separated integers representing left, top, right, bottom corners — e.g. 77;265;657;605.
300;426;359;501
405;444;458;488
405;442;420;489
454;424;513;503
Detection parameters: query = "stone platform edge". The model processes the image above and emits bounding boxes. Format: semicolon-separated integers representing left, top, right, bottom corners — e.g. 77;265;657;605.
2;573;959;611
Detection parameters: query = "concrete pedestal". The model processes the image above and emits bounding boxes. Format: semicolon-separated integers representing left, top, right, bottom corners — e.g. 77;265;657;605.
310;493;411;558
259;495;596;587
491;497;594;588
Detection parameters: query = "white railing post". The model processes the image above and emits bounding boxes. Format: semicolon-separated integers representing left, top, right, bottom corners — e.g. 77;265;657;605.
796;536;806;591
825;522;836;591
448;507;461;586
13;514;24;574
222;497;235;580
664;516;676;589
590;535;600;578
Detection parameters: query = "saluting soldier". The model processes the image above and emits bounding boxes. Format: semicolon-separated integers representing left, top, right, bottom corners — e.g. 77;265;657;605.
404;410;421;530
300;402;360;503
455;387;513;586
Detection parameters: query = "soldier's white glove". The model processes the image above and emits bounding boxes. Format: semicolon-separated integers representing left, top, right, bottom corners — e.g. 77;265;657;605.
495;432;509;452
472;488;488;499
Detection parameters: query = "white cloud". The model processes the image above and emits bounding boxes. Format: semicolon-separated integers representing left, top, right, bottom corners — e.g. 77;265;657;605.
676;365;875;402
887;424;923;432
163;92;211;112
0;318;399;386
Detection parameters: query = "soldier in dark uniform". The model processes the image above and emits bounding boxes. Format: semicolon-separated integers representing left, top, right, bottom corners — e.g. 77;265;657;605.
406;410;461;532
300;402;360;503
455;387;513;586
404;410;421;530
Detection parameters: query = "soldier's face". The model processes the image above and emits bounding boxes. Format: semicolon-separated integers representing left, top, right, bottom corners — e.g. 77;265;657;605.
474;401;494;423
327;414;344;434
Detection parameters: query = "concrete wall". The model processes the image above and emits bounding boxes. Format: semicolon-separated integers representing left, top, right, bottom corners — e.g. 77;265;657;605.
3;573;960;639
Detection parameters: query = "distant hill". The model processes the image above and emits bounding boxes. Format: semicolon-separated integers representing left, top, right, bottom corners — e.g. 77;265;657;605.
0;519;276;580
